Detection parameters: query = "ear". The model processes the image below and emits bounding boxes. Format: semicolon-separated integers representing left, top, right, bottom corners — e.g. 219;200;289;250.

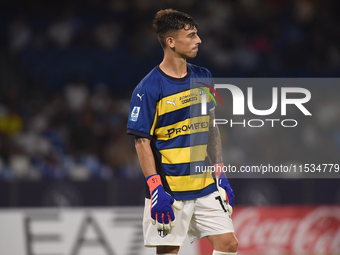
166;37;175;49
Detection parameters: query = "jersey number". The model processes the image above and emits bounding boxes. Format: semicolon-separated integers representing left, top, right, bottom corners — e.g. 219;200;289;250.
215;196;227;212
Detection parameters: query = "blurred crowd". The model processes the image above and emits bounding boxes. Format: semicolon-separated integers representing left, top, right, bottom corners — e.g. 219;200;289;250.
0;81;140;180
0;0;339;180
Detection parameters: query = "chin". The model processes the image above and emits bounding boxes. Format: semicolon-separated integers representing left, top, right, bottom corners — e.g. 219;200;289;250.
186;52;198;58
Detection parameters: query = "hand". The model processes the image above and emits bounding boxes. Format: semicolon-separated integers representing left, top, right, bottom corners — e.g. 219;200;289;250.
214;163;235;215
147;174;182;232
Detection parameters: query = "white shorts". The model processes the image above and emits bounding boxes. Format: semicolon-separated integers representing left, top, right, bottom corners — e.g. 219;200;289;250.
143;191;234;247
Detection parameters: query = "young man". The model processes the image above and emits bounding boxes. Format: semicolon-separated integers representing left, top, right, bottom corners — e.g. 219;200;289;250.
127;9;238;255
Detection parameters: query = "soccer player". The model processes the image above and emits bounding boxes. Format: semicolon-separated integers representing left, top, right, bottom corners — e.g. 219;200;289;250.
127;9;238;255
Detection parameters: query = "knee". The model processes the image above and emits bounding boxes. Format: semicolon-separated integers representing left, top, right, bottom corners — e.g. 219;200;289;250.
219;236;239;253
228;237;239;252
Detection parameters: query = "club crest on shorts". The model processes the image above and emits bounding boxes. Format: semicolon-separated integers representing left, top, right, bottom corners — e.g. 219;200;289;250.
130;106;140;121
158;229;170;238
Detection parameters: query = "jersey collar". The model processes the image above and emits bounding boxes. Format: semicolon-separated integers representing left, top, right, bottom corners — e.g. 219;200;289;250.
156;64;191;82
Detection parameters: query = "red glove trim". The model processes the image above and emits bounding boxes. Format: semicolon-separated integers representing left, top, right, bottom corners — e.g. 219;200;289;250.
147;174;162;193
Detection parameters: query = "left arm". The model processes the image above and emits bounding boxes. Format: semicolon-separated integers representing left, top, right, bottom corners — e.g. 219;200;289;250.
207;108;223;164
207;108;235;212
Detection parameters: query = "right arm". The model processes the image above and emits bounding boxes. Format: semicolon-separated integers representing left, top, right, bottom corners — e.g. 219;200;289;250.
128;86;181;231
135;137;157;178
134;136;181;231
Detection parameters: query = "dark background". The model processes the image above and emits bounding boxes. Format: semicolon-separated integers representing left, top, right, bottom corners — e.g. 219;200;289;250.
0;0;339;207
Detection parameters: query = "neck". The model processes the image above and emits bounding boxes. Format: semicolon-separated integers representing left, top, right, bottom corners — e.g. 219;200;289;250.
159;51;187;78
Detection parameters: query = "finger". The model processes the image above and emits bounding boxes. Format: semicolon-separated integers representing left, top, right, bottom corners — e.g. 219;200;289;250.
227;204;233;215
225;191;230;204
217;184;227;201
172;200;182;211
163;223;170;231
151;210;156;221
216;176;227;201
168;209;175;223
229;199;234;208
163;212;170;224
151;212;157;225
168;211;174;223
167;212;176;229
157;212;163;225
156;221;164;231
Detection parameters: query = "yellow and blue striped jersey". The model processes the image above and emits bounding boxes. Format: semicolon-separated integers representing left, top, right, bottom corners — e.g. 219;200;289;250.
127;63;216;200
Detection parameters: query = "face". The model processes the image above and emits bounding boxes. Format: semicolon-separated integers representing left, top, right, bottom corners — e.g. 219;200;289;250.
167;25;202;58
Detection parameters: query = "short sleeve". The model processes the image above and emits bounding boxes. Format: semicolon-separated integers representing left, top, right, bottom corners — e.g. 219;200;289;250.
127;84;159;139
206;71;215;112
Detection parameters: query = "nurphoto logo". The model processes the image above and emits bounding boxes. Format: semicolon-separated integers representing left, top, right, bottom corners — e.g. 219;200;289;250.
199;83;312;128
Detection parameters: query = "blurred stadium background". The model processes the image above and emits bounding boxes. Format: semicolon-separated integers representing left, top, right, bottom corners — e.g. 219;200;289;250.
0;0;339;254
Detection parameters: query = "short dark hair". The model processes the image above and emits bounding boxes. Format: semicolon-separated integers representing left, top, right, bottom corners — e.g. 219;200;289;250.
152;9;198;48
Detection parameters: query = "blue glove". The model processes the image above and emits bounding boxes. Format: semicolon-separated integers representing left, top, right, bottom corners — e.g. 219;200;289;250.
214;163;235;214
146;174;182;232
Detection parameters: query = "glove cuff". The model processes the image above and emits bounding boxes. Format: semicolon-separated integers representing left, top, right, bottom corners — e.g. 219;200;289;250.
146;174;162;193
213;162;226;179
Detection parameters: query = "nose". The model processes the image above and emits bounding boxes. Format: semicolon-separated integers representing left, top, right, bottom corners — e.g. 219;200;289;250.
197;35;202;45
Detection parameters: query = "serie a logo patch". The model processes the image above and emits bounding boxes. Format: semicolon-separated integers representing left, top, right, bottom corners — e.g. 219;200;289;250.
130;106;140;121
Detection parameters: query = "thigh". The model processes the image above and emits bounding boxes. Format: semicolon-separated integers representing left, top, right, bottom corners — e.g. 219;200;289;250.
143;198;194;247
188;191;234;243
